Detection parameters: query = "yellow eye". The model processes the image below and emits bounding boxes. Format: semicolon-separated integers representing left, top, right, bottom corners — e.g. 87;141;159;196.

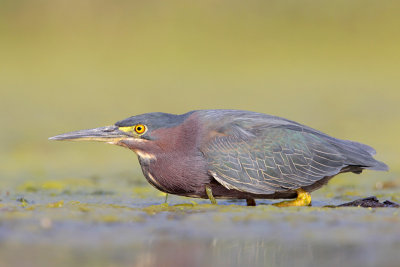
134;124;146;134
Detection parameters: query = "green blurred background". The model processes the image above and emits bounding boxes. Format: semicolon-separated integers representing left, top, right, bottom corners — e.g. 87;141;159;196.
1;0;399;185
1;2;400;266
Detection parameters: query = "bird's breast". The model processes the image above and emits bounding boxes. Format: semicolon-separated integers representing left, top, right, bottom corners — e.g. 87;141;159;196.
137;155;168;193
137;153;211;195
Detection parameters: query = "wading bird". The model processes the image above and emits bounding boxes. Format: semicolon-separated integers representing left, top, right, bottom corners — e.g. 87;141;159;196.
50;110;388;206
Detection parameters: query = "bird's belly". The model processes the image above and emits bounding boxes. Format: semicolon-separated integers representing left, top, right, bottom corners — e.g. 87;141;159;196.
142;171;169;193
138;152;212;195
139;163;210;195
137;157;169;193
140;166;298;200
177;182;298;200
138;155;306;200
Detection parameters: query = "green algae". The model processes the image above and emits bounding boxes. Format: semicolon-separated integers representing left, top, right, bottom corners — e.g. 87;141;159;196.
142;203;186;214
47;200;64;208
1;179;400;267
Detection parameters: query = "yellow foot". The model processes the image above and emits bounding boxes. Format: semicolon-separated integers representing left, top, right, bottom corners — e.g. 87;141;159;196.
205;185;217;205
273;189;311;207
246;198;256;206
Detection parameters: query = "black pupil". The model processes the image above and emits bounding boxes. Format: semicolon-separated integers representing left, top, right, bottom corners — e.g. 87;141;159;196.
137;126;142;132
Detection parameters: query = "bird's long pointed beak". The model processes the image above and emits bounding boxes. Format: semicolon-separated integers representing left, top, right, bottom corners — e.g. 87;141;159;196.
49;125;129;144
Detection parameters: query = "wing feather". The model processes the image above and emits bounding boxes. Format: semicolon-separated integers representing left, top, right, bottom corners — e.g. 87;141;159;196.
202;127;346;195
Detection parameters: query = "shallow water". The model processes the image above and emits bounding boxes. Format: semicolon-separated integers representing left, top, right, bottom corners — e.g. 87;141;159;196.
0;172;399;267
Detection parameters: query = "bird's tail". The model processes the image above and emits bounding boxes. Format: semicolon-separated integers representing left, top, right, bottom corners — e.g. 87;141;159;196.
333;139;389;171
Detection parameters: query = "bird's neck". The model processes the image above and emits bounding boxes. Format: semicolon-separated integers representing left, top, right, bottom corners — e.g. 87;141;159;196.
135;114;211;194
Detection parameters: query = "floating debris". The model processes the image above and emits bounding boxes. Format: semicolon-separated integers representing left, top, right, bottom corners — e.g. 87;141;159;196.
16;197;30;207
338;196;400;208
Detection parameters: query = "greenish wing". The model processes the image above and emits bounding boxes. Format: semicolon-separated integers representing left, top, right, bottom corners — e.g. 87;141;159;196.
202;128;346;194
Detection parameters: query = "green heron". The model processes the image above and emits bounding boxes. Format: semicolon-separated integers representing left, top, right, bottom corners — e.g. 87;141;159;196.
50;110;388;207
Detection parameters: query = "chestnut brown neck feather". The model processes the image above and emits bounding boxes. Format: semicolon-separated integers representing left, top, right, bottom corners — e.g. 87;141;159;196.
122;113;211;195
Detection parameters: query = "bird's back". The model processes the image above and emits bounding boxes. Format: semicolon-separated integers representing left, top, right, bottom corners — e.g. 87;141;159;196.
195;109;388;195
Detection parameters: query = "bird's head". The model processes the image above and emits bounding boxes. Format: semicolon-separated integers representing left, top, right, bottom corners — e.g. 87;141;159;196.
49;112;193;156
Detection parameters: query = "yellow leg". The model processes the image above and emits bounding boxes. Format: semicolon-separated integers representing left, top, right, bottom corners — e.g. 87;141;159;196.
205;185;217;205
273;189;311;207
